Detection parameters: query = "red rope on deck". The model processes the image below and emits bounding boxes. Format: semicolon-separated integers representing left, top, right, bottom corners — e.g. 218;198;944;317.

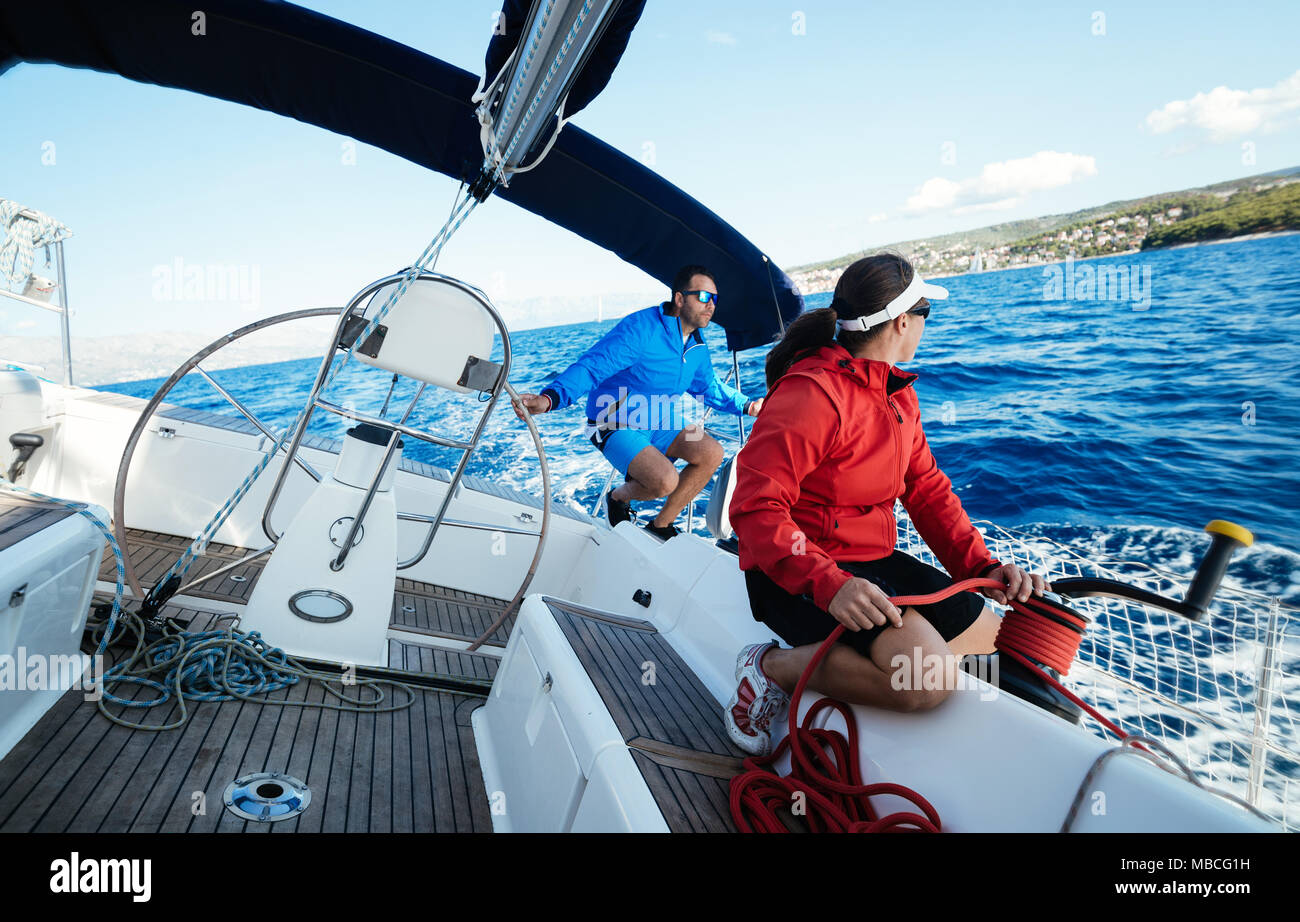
729;577;1126;832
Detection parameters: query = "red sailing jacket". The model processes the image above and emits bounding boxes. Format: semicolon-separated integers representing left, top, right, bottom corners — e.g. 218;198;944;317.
729;343;999;611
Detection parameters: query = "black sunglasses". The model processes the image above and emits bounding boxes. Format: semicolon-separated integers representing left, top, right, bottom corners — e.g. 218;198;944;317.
909;303;931;319
680;289;719;306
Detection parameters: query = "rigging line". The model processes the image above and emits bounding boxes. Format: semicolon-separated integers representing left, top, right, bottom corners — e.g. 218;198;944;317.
152;165;483;593
152;191;483;594
763;254;785;336
149;9;592;595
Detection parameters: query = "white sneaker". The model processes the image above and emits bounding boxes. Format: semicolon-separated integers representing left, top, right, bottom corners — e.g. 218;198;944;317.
724;642;790;756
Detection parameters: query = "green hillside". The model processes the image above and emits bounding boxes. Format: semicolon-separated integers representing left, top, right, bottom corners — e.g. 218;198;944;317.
1141;182;1300;249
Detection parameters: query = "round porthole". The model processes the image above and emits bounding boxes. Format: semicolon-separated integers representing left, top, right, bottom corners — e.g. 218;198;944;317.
289;589;353;623
223;772;311;822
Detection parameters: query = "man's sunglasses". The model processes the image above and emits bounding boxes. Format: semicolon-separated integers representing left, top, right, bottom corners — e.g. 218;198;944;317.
680;289;719;306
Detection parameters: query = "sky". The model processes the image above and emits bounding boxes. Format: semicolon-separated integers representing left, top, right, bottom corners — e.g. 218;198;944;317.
2;0;1299;338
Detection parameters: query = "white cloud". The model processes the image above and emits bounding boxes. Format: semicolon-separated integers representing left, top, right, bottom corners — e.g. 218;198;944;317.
901;151;1097;216
904;177;962;213
1145;70;1300;144
15;320;36;331
705;31;737;45
867;212;888;223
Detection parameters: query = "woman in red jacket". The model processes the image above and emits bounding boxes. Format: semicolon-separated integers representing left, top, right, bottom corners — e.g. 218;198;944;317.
723;254;1050;756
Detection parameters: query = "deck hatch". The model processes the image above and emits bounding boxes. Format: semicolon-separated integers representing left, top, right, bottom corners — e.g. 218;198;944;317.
223;771;311;823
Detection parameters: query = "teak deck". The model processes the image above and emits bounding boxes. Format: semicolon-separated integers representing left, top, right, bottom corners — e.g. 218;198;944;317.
547;598;743;833
0;600;494;833
3;524;745;832
0;495;77;551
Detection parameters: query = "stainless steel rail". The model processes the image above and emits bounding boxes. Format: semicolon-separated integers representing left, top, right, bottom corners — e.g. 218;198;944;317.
0;234;73;384
112;307;343;597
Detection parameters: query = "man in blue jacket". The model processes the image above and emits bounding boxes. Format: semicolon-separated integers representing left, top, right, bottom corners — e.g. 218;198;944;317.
515;265;763;540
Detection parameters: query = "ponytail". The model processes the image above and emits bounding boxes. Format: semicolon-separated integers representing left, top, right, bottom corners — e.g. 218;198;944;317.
764;308;838;389
765;253;914;390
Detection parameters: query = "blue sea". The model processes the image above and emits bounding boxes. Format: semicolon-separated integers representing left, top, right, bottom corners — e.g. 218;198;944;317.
103;234;1300;606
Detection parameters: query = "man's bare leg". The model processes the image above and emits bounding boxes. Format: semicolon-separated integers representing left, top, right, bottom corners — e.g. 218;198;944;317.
649;426;724;528
612;445;679;503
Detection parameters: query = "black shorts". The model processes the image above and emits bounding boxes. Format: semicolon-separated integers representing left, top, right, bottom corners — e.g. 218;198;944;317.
744;551;986;659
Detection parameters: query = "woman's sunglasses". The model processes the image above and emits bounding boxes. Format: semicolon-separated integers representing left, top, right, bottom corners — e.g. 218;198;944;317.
909;302;931;319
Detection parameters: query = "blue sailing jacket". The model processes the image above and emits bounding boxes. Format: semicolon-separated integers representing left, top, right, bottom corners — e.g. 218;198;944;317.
540;304;751;431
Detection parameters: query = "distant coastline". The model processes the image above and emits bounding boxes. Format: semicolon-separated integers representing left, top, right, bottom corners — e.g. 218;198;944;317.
926;247;1140;281
927;229;1299;281
1157;228;1300;251
790;166;1300;295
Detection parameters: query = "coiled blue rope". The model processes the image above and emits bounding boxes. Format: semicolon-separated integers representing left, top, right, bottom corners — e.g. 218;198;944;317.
87;608;416;732
98;627;299;708
0;481;414;732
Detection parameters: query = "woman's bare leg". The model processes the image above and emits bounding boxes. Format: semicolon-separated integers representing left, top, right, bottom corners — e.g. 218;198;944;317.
760;608;960;712
947;604;1001;658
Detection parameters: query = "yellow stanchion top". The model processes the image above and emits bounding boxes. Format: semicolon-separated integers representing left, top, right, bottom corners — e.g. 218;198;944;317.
1206;520;1254;547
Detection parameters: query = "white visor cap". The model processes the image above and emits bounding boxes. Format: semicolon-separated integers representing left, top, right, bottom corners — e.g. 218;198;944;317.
834;271;949;332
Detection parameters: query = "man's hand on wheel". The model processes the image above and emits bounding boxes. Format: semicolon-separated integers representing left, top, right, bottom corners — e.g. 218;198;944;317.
746;397;764;417
981;564;1050;605
828;577;903;631
512;393;552;420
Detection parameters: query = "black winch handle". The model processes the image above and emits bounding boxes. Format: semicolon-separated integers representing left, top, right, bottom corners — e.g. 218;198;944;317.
1052;519;1254;622
1180;520;1254;621
6;432;43;482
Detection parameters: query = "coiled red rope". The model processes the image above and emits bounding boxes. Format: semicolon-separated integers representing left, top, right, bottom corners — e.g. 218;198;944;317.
728;577;1126;833
994;590;1131;742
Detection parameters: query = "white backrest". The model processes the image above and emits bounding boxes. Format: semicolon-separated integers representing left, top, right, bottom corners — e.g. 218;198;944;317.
355;277;496;393
704;453;739;539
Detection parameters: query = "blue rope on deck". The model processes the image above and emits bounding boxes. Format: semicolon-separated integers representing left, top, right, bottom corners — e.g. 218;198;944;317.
89;608;417;732
99;627;299;708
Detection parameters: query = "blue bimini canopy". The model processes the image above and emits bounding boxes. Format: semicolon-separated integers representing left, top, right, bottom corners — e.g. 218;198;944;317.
0;0;804;350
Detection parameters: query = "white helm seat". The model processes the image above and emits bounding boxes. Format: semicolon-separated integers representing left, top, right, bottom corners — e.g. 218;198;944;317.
353;276;497;393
